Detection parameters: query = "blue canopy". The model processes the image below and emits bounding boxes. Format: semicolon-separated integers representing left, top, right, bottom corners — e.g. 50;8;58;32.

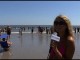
0;34;8;38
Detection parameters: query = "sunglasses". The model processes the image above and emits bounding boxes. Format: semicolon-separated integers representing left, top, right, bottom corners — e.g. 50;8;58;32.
54;21;66;25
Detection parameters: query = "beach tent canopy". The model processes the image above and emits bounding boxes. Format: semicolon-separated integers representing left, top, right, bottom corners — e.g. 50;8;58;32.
0;34;8;38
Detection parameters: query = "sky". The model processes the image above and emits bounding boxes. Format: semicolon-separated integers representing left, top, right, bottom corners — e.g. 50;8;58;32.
0;1;80;25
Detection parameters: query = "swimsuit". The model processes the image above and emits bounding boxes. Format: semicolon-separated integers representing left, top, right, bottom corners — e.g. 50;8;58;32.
49;43;66;59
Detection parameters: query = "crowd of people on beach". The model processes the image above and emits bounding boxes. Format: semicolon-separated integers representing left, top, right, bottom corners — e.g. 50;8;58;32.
18;26;54;35
0;25;53;51
37;26;53;34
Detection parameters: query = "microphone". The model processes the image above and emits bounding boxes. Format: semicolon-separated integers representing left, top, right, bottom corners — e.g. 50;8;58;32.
51;32;60;42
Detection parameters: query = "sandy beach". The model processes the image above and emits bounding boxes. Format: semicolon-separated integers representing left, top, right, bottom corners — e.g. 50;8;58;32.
0;32;80;59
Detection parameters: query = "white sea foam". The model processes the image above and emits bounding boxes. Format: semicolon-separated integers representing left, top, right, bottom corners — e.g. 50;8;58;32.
11;32;46;34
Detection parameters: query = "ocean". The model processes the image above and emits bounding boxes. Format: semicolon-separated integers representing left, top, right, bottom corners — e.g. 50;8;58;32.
0;25;79;32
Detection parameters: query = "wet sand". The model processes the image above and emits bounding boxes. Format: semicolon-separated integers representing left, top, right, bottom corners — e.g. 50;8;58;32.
0;33;80;59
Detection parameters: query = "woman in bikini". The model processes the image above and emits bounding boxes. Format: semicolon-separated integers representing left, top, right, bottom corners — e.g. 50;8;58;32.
48;15;75;59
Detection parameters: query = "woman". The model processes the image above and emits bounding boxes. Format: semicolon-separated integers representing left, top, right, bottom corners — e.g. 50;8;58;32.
48;15;75;59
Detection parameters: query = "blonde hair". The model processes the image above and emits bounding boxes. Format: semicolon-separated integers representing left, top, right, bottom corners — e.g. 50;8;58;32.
53;15;74;37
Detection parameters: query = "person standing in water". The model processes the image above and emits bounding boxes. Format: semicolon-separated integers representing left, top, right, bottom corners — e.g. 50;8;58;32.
31;27;34;33
6;26;11;39
19;27;22;36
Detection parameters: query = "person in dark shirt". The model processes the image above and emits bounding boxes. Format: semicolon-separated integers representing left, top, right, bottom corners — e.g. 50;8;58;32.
6;26;11;39
0;38;12;51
